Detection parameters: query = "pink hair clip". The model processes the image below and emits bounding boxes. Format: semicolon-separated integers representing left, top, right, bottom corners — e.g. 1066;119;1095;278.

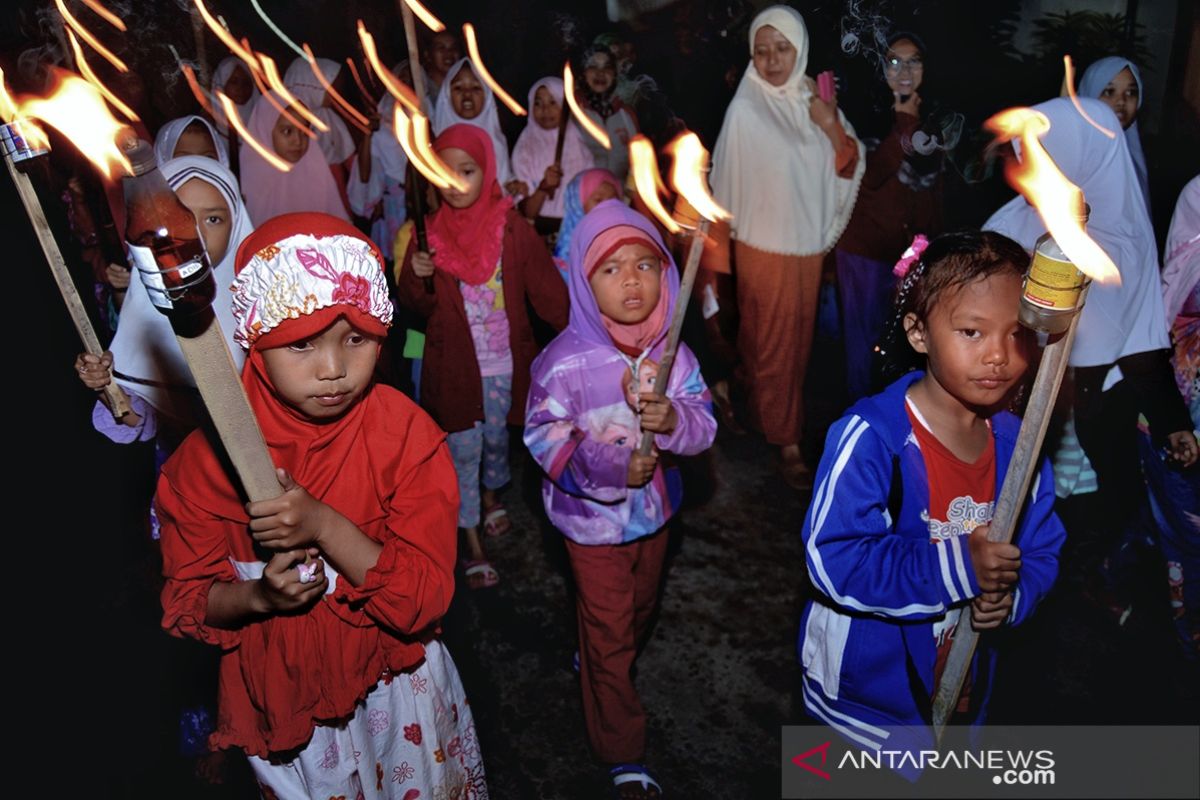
893;234;929;278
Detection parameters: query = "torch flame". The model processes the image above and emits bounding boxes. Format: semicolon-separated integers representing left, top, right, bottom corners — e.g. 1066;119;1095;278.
629;136;680;234
358;21;421;114
55;0;126;72
66;30;139;121
301;44;371;130
1063;56;1116;140
394;107;449;190
20;69;130;178
987;107;1119;284
192;0;263;81
667;132;731;223
395;107;470;193
345;57;376;107
463;24;525;116
258;53;329;133
403;0;446;32
216;90;292;172
246;57;316;140
563;63;610;150
79;0;126;31
0;67;21;123
180;64;218;120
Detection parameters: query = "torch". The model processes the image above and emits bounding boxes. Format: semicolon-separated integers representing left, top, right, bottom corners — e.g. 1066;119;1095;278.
1;81;132;420
931;106;1120;738
629;132;732;457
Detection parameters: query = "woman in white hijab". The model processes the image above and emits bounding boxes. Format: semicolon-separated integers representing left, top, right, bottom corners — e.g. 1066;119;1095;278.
1079;57;1151;215
711;4;865;486
209;56;259;147
283;56;358;166
153;115;229;168
433;57;519;192
985;97;1194;538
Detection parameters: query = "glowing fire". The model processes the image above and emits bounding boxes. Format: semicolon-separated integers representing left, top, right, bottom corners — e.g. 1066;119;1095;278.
629;136;680;234
667;132;730;223
345;57;376;106
258;53;329;133
403;0;446;32
463;24;525;116
56;0;126;72
192;0;263;81
563;64;610;150
393;107;469;194
19;69;130;178
358;21;420;114
79;0;126;31
215;90;292;172
66;30;139;121
247;60;316;141
1062;56;1116;140
181;64;217;120
987;107;1119;284
301;45;371;129
0;67;23;123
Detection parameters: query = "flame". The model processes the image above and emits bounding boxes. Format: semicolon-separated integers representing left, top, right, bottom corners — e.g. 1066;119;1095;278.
56;0;126;72
463;24;525;116
0;69;49;151
180;64;218;120
986;107;1119;284
358;21;420;113
192;0;263;81
258;53;329;133
629;136;680;234
20;69;130;177
250;0;306;60
409;109;470;193
79;0;126;31
667;132;730;222
563;63;610;149
216;90;292;172
301;45;370;130
0;67;21;122
1062;56;1116;140
245;58;316;140
403;0;446;32
66;30;139;121
393;107;450;190
345;57;376;107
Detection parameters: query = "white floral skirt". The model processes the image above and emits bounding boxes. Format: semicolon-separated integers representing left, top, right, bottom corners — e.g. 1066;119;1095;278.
250;640;487;800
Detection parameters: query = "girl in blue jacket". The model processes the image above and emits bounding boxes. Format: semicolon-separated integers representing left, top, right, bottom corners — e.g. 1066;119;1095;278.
799;231;1066;758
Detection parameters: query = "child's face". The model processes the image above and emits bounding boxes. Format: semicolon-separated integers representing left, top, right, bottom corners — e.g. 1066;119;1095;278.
1098;67;1139;130
271;110;309;163
584;181;619;212
428;32;461;77
533;86;561;131
883;38;924;97
752;25;797;87
584;52;616;95
173;124;219;161
450;66;484;119
223;63;254;105
905;271;1030;411
437;147;485;208
175;177;232;264
260;317;380;420
589;242;663;324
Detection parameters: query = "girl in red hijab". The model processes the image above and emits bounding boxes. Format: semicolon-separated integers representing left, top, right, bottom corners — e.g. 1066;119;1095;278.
397;124;568;589
156;212;487;799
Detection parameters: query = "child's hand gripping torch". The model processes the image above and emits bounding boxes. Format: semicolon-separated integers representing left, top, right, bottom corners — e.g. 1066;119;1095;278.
629;132;732;457
932;107;1120;739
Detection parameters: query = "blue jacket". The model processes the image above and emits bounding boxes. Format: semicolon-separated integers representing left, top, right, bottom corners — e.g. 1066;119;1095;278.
799;371;1065;754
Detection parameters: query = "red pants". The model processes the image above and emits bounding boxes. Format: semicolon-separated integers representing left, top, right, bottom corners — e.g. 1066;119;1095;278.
565;530;669;764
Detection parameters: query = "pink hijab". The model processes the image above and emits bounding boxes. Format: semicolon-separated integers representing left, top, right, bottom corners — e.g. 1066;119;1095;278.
239;98;349;223
511;77;595;218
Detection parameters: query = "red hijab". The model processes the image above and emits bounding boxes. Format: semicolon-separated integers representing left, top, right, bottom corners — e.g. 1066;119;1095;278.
426;124;514;286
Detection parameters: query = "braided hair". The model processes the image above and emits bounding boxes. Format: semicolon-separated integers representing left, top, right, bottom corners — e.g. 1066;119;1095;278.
875;230;1031;389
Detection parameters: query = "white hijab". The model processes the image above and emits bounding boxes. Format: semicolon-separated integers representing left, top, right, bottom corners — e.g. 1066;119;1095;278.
209;57;260;138
283;56;357;165
1079;57;1150;215
153;115;229;168
433;58;514;184
984;97;1168;368
511;77;595;218
109;156;252;420
1163;175;1200;324
711;5;864;256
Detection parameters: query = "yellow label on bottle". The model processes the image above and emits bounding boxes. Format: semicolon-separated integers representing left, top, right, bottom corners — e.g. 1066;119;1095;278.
1023;250;1084;310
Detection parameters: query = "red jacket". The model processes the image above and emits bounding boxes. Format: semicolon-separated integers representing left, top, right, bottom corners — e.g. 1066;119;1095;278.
397;208;569;433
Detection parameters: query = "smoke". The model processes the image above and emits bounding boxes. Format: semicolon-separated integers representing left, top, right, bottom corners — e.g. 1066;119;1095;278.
839;0;895;67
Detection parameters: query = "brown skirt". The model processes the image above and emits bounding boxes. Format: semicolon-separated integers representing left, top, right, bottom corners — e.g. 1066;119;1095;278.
734;241;823;446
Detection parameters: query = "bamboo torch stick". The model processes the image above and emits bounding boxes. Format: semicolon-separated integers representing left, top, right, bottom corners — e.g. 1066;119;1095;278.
398;0;434;294
2;121;131;419
546;97;568;200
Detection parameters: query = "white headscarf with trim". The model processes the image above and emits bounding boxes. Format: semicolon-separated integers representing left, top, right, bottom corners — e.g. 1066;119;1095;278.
283;56;357;165
153;115;229;168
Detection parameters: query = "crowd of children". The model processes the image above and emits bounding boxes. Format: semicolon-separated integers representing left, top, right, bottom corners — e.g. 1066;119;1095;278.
39;3;1198;798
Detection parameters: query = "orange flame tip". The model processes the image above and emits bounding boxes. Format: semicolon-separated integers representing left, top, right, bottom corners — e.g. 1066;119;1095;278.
301;45;370;128
193;0;263;81
21;69;130;178
463;24;525;116
181;64;217;121
258;53;329;133
986;107;1119;284
410;111;469;193
79;0;126;31
393;108;450;190
66;30;139;122
55;0;126;72
629;136;681;234
345;57;376;107
358;21;421;114
216;90;292;172
1062;56;1116;140
403;0;446;32
563;64;610;150
246;61;316;140
0;67;20;122
667;132;730;223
